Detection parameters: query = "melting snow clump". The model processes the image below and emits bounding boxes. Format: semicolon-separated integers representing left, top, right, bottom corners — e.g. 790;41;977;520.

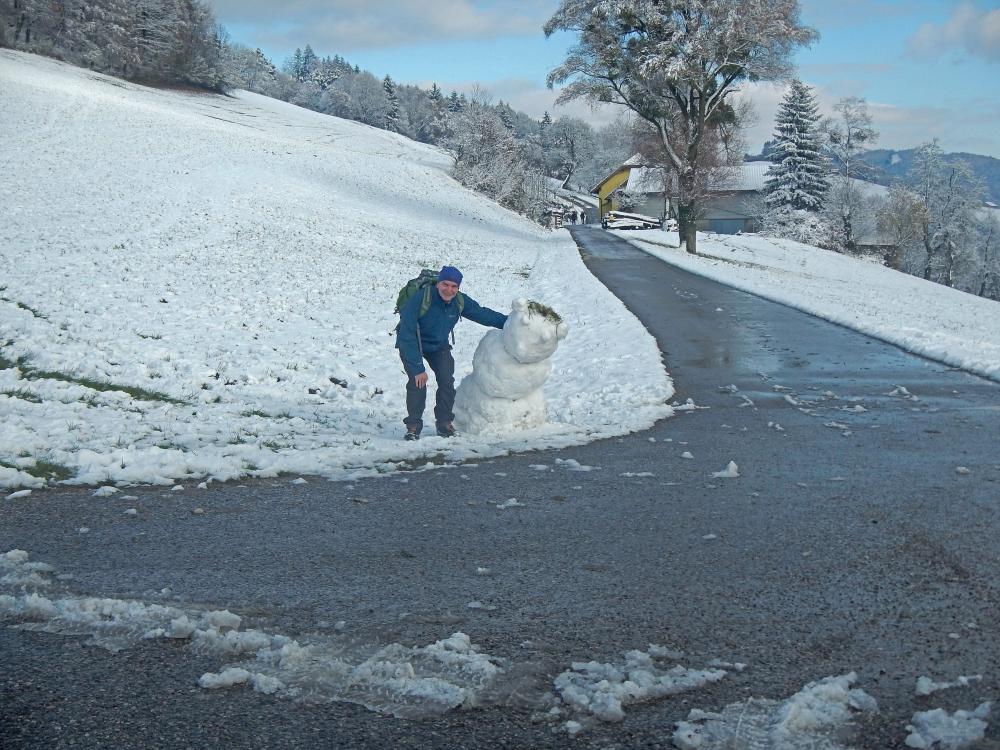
916;675;982;696
673;672;878;750
710;461;739;478
905;702;991;749
554;648;726;723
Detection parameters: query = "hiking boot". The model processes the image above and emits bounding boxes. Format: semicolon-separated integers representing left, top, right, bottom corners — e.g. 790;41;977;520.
404;426;421;441
436;422;457;438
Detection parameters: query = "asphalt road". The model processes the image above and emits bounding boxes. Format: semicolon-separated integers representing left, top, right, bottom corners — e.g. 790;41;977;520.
2;226;998;749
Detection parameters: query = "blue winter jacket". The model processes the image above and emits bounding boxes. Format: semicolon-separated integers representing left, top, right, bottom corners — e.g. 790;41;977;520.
396;286;507;375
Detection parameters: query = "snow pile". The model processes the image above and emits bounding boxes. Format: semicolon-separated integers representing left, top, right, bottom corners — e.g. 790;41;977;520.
621;230;1000;383
197;630;504;718
0;549;506;717
905;702;991;749
0;548;54;588
554;648;727;722
710;461;739;479
915;675;983;696
0;50;672;489
454;298;568;434
673;673;878;750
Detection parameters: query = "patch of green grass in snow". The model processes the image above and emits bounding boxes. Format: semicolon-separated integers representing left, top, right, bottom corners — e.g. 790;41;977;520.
21;364;186;405
0;296;49;321
1;388;42;403
1;346;184;405
0;458;74;482
29;460;74;482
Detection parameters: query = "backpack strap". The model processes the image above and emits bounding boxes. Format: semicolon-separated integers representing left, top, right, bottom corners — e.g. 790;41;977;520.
419;284;433;318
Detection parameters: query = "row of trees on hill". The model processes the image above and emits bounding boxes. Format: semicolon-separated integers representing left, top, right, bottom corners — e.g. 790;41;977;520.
0;0;227;88
758;80;999;300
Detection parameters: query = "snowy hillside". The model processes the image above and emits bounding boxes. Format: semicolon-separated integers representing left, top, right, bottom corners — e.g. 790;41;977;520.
0;51;672;489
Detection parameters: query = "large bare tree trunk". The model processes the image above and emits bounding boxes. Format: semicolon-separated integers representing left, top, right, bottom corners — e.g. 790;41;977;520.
676;169;698;254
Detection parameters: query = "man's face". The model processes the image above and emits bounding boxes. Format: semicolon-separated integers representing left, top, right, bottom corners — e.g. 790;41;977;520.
437;280;459;301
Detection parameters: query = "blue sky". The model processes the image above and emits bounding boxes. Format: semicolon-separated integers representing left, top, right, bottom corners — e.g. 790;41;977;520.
211;0;1000;158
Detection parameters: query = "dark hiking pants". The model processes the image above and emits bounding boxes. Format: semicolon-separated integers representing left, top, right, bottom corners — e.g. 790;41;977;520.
400;347;455;432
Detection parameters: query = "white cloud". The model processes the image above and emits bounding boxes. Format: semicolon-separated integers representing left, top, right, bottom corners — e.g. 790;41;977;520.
906;2;1000;62
427;76;623;128
739;80;1000;157
208;0;543;50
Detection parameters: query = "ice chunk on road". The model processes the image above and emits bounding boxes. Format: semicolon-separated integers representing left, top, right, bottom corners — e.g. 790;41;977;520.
199;667;252;689
916;675;982;696
555;648;726;723
710;462;739;478
905;702;991;749
675;673;878;750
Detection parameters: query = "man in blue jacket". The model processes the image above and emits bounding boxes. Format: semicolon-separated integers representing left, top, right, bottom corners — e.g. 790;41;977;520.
396;265;507;440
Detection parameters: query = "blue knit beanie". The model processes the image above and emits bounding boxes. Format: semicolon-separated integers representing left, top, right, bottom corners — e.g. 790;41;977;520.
438;265;463;285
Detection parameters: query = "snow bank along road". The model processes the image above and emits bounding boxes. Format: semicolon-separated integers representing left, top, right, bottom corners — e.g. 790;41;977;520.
3;227;999;749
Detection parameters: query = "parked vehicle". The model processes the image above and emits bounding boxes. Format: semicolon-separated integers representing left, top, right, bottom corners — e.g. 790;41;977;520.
601;210;663;230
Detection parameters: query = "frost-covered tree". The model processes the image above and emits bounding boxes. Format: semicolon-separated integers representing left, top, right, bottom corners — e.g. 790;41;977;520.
876;183;927;271
225;45;276;90
822;97;878;252
545;0;817;254
908;141;984;287
448;101;546;218
978;215;1000;300
0;0;227;89
413;82;448;143
284;48;304;80
447;91;463;113
496;101;515;131
383;74;401;132
308;57;341;90
320;70;389;128
763;80;829;212
547;117;597;185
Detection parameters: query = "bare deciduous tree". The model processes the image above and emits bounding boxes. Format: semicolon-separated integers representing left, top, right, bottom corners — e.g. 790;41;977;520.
822;97;878;252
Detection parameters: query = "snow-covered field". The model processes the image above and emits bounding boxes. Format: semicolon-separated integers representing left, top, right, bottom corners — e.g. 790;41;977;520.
617;230;1000;383
0;50;672;489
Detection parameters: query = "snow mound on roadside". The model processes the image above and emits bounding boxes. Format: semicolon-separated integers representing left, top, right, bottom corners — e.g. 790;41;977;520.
673;672;878;749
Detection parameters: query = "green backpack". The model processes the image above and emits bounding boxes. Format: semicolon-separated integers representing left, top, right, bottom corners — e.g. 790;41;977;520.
394;269;465;318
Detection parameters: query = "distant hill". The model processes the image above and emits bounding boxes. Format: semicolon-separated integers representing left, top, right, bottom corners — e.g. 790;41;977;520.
746;145;1000;204
856;149;999;204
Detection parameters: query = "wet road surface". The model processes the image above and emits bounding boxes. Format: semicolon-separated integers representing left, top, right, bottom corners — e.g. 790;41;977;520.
2;226;998;748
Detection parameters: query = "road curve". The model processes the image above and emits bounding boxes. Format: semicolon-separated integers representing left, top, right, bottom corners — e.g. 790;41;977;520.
2;226;998;749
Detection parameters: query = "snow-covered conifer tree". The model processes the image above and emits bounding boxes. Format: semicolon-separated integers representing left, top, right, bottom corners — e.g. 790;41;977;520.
299;43;317;81
383;74;401;133
763;79;829;211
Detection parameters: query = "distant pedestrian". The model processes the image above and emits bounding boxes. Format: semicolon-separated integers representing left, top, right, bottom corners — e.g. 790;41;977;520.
395;266;507;440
